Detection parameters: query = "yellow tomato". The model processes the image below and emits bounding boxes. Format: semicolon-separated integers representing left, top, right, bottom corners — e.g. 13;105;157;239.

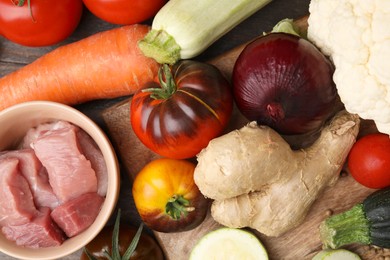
132;158;209;233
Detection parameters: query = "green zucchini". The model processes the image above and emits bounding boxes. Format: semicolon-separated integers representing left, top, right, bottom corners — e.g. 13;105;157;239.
312;249;361;260
138;0;272;65
319;187;390;249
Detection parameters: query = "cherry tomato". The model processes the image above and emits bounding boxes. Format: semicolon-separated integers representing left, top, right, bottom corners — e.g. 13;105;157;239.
130;60;233;159
348;133;390;189
81;225;164;260
132;158;209;233
82;0;167;25
0;0;83;47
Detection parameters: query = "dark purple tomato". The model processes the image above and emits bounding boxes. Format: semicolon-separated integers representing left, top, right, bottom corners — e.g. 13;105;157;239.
130;60;233;159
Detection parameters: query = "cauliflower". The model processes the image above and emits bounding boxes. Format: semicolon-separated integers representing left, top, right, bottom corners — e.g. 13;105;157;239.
307;0;390;134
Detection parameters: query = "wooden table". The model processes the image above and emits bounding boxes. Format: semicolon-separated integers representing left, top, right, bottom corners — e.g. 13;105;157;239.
0;1;312;259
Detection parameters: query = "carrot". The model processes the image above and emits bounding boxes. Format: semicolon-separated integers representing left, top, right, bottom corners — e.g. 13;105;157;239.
0;24;159;111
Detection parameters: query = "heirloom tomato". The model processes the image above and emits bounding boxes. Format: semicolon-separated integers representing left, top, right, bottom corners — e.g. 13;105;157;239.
130;60;233;159
82;0;167;25
81;210;164;260
348;133;390;189
0;0;83;47
132;158;209;233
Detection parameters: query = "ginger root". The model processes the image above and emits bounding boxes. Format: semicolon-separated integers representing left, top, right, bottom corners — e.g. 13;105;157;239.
194;110;360;237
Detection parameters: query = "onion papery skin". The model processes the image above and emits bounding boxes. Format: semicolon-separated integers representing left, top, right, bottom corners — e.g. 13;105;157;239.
232;32;338;135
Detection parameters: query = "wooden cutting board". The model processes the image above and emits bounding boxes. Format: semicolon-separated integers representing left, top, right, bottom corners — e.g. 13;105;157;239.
102;17;389;259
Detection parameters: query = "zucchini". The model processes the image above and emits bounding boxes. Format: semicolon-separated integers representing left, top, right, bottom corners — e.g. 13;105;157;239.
319;187;390;249
189;228;268;260
138;0;273;64
312;249;360;260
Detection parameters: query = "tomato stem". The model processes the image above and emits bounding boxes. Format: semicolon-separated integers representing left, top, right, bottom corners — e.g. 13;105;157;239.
11;0;23;6
166;194;194;220
142;64;177;100
11;0;36;23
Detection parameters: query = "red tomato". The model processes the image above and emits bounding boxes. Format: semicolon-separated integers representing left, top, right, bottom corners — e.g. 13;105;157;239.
348;133;390;189
130;60;233;159
0;0;83;47
82;0;167;25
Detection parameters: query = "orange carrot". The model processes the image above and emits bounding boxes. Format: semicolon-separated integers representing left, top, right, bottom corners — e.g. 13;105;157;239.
0;24;159;111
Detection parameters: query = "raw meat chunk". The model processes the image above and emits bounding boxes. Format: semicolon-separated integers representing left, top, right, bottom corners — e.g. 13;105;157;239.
32;124;98;203
77;130;108;197
24;120;107;197
51;193;104;237
2;207;65;248
33;167;60;209
0;158;38;226
20;120;70;149
0;149;59;209
19;121;57;149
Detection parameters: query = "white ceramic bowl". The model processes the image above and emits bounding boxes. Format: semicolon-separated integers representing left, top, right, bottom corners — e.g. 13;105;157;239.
0;101;120;260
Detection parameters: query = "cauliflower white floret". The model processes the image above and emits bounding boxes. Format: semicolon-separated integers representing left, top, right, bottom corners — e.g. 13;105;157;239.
307;0;390;134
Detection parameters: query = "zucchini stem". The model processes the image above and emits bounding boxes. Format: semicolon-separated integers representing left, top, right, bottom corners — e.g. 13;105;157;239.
138;29;181;65
320;204;371;249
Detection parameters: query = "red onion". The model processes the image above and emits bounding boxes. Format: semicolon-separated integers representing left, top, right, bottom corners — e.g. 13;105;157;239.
232;33;338;135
